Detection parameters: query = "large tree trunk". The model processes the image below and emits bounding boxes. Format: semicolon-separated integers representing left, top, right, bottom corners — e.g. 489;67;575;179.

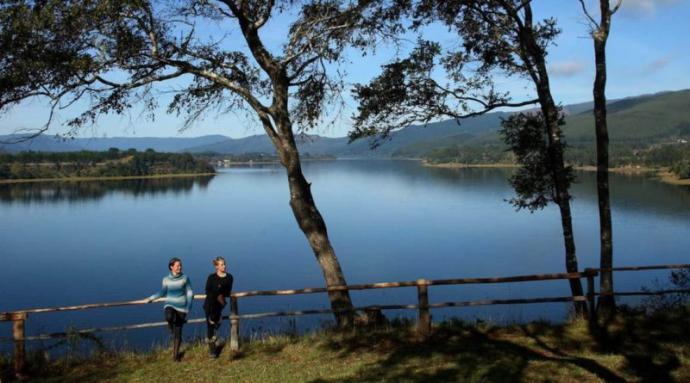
526;30;587;314
271;106;355;328
593;0;616;317
542;99;587;316
284;151;355;328
556;189;586;313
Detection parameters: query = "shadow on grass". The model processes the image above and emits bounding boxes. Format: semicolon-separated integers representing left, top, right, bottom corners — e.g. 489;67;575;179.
592;307;689;382
310;309;690;383
308;325;617;382
7;308;689;382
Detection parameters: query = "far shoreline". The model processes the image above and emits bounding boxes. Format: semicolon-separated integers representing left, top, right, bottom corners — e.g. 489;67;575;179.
0;172;216;185
421;160;690;186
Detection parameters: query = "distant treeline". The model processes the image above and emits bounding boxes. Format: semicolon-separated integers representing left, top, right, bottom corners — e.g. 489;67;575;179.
425;142;690;179
0;148;215;180
195;152;337;163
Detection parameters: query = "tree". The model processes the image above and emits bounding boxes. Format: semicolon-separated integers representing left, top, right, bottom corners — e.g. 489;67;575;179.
0;0;385;327
579;0;622;317
352;0;586;313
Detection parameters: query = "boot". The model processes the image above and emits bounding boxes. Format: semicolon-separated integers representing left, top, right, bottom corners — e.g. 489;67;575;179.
208;337;218;358
207;320;219;358
172;329;182;362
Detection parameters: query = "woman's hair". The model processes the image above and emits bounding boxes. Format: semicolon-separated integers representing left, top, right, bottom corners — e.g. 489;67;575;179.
212;256;225;266
168;257;182;271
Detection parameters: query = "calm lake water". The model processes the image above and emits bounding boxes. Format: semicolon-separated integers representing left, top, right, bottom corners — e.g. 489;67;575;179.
1;160;689;352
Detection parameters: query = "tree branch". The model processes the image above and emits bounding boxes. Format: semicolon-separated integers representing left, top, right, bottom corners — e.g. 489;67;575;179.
578;0;599;29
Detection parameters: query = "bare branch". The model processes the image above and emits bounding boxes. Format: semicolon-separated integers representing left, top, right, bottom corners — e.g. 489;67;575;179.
578;0;599;29
288;55;320;81
0;101;57;144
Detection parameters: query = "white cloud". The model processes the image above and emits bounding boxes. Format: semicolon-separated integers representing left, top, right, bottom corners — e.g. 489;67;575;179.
642;55;673;75
549;60;587;77
619;0;681;18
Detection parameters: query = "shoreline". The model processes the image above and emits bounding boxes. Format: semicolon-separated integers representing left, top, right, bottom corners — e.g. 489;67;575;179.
0;172;216;185
216;157;336;166
422;161;690;186
3;159;689;186
656;170;690;186
422;161;518;169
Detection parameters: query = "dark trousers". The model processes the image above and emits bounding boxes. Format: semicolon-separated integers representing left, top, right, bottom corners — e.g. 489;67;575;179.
205;307;222;340
165;307;186;339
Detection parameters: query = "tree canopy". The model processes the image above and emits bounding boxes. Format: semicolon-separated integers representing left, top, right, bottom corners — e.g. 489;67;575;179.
0;0;390;141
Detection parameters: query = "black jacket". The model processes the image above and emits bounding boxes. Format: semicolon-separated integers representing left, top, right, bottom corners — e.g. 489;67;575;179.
203;272;233;313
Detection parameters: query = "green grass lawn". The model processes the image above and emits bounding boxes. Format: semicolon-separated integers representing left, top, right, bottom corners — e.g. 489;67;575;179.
3;308;689;382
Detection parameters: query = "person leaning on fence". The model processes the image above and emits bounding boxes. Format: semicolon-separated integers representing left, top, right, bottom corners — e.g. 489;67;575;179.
204;256;234;358
146;257;193;362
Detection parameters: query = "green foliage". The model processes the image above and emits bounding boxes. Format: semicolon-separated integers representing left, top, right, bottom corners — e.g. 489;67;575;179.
0;150;214;180
0;0;386;138
671;161;690;179
423;137;690;179
500;112;573;211
424;144;512;164
351;1;557;143
642;269;690;313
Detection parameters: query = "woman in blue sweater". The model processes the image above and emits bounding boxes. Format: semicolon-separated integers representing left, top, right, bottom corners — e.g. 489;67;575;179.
147;257;193;361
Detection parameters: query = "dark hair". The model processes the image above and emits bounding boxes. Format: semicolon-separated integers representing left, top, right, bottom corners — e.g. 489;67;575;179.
168;257;182;271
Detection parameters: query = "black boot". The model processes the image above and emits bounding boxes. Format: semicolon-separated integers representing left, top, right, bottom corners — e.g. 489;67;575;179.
206;319;219;358
208;337;218;358
172;327;182;361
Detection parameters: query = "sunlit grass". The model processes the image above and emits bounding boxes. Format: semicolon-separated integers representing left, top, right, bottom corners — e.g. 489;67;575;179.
2;307;688;382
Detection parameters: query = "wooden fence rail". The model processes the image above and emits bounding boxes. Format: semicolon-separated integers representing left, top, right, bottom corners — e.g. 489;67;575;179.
2;263;689;379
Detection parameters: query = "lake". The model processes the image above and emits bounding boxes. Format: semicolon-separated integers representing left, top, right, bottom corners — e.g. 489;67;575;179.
1;160;689;353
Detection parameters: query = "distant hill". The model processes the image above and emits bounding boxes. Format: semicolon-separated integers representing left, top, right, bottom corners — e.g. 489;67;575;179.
184;134;348;156
562;90;690;143
77;135;230;152
2;89;689;159
0;134;85;152
383;89;690;158
0;134;229;154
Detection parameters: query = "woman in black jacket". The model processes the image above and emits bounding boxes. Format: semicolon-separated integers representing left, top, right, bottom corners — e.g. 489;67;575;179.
204;256;233;358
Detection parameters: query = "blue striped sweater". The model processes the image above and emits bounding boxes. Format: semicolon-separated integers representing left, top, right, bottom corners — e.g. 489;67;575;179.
149;273;194;313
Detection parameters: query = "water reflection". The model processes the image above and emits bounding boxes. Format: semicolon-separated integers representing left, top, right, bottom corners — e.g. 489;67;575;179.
0;175;215;204
1;160;689;354
323;161;690;218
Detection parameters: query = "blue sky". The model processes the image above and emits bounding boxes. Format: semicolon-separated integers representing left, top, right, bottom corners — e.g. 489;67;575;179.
1;0;689;139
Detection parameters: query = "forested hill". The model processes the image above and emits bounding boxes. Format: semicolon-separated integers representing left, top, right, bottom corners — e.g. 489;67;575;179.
0;149;215;180
390;89;690;156
1;89;688;162
421;89;690;179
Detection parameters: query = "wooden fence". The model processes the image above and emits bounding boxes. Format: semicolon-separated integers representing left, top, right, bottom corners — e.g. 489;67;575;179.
2;263;689;379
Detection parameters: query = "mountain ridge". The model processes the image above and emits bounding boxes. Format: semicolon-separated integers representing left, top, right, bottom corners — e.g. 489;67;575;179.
2;89;688;157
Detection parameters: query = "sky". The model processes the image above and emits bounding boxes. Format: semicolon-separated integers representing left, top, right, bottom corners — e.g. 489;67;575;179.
1;0;689;139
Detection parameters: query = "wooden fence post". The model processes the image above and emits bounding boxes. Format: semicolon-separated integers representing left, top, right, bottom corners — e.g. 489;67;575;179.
11;312;28;379
416;279;431;337
230;297;240;352
585;269;597;325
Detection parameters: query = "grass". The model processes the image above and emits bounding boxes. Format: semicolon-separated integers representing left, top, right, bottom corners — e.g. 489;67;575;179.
2;308;689;382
